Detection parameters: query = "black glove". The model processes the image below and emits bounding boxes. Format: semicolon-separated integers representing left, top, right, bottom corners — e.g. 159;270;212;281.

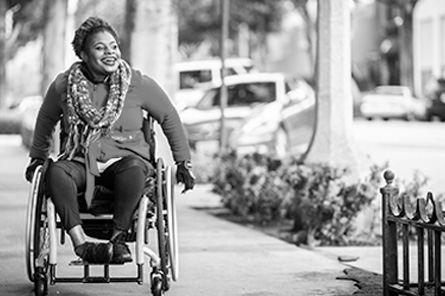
25;158;45;183
176;160;195;193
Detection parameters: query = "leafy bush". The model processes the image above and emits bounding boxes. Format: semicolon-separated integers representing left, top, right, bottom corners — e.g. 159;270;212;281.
212;152;386;246
283;161;382;246
213;152;293;224
394;170;445;239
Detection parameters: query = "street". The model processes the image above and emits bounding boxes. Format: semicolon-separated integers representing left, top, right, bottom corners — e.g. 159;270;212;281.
1;119;445;295
353;119;445;194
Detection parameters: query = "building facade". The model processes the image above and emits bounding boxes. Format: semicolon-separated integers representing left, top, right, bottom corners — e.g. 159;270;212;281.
413;0;445;96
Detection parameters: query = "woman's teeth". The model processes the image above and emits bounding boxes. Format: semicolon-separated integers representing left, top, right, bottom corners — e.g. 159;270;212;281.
103;58;116;66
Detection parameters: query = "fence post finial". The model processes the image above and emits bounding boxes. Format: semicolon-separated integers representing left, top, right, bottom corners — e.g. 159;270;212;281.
383;170;395;185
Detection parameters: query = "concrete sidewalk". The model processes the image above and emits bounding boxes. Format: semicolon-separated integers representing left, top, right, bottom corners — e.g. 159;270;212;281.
169;184;359;296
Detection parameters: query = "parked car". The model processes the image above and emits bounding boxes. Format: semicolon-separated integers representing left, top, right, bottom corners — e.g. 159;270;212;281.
174;58;255;111
18;96;43;148
229;78;315;158
359;85;426;121
424;78;445;121
179;73;314;155
0;95;42;135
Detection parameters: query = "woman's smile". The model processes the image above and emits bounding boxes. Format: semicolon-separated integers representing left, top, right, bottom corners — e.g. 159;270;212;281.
102;56;117;66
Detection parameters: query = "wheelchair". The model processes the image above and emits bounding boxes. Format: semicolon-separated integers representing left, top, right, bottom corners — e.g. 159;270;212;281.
24;117;179;296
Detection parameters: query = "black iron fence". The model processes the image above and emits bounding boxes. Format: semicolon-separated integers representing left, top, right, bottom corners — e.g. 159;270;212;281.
381;169;445;296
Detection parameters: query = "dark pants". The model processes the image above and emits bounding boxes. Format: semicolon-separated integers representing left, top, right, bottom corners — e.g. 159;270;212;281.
46;155;153;232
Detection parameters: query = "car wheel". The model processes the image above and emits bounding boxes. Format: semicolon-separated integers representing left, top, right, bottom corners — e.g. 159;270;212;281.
274;127;289;159
405;113;415;121
427;114;439;121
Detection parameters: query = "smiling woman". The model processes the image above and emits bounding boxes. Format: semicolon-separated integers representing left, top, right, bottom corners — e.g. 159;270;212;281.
24;16;195;266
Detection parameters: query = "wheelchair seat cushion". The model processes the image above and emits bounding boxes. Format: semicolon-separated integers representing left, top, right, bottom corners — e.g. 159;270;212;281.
87;185;115;215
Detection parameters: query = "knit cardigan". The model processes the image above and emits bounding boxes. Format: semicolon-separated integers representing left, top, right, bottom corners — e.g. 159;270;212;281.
30;67;191;168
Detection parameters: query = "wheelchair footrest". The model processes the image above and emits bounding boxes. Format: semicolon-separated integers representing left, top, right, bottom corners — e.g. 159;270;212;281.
69;258;84;266
69;259;125;266
53;262;144;284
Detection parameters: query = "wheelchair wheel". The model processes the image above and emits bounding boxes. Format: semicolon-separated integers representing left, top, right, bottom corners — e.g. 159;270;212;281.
165;165;179;281
25;165;43;282
32;196;50;296
25;163;51;295
155;159;178;292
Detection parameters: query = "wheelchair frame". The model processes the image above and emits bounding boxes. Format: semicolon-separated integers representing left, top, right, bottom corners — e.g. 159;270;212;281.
25;117;179;296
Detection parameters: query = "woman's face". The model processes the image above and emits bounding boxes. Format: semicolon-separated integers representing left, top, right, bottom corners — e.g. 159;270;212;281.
81;30;121;78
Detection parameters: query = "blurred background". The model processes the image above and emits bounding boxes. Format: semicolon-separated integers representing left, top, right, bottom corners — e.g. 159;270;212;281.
0;0;444;162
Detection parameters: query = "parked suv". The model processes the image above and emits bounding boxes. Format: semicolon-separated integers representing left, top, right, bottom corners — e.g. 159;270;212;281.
174;58;255;110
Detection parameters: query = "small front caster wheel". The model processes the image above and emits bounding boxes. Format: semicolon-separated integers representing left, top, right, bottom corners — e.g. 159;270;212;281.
34;267;48;296
151;272;164;296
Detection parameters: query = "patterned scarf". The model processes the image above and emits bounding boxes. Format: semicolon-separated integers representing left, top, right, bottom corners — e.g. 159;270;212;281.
60;60;132;160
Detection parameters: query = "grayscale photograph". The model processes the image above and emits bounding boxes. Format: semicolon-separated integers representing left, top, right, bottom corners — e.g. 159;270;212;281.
0;0;444;295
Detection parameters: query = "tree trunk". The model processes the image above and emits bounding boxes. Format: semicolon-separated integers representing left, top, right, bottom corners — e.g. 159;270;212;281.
42;0;68;95
303;0;367;180
42;0;68;155
0;0;7;109
122;0;137;63
130;0;178;166
130;0;177;97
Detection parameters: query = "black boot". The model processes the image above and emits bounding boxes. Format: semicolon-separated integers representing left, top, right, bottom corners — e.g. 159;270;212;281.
75;242;113;264
110;232;132;264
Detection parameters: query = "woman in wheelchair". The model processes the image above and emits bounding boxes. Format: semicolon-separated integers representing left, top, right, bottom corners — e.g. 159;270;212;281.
24;17;195;265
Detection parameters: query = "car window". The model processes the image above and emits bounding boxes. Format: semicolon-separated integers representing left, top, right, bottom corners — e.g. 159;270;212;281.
196;82;276;109
195;89;219;109
243;65;255;73
179;70;212;89
225;67;237;76
284;81;291;93
286;80;314;104
229;82;276;106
